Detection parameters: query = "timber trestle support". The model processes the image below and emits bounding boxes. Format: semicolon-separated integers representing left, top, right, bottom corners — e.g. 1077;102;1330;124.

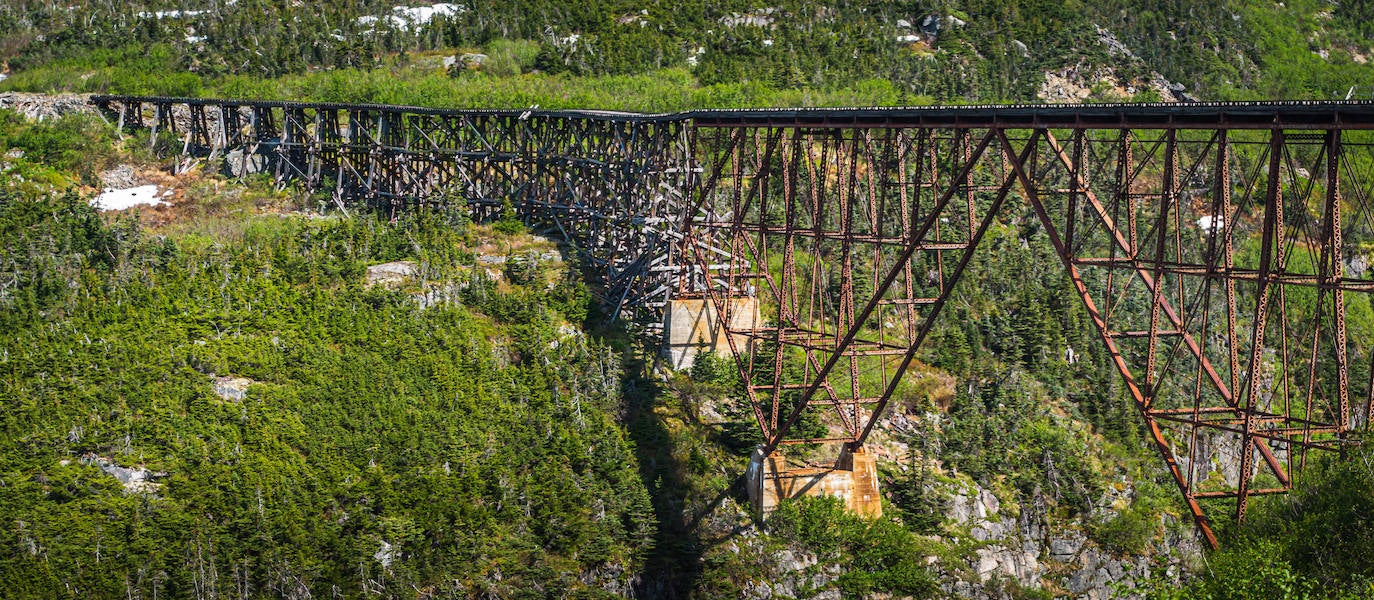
93;95;1374;547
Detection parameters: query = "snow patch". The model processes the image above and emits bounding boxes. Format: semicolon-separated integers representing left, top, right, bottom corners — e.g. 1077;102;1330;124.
1197;215;1224;233
395;3;465;23
138;10;205;19
358;3;465;31
92;185;168;211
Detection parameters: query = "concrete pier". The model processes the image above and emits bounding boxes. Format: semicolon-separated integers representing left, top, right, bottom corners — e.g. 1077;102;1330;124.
746;445;882;519
662;297;759;371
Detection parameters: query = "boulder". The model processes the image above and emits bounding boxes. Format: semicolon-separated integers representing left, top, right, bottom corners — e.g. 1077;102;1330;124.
224;149;268;177
213;376;253;401
366;260;419;287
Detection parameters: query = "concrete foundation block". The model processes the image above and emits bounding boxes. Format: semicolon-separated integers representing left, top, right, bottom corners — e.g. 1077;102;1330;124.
747;445;882;520
662;297;759;370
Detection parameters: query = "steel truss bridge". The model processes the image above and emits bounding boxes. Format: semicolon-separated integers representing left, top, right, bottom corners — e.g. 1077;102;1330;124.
93;95;1374;547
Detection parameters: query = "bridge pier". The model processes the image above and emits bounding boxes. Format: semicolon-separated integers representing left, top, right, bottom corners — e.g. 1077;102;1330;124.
662;297;758;371
746;445;882;520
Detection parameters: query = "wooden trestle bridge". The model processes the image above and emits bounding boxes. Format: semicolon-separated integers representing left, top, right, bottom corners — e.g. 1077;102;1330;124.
93;95;1374;547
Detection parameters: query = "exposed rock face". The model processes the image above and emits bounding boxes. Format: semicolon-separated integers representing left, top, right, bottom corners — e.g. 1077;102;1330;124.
374;540;395;568
223;149;269;177
459;53;487;68
720;7;779;28
580;562;641;598
366;260;419;288
213;375;254;401
99;164;141;189
1094;25;1139;61
1038;63;1195;103
80;454;164;494
703;470;1200;599
934;479;1201;599
725;534;843;600
1037;25;1198;103
0;92;95;121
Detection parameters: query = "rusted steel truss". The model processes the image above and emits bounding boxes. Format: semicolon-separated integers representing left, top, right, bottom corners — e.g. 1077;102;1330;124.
94;96;1374;546
687;115;1374;548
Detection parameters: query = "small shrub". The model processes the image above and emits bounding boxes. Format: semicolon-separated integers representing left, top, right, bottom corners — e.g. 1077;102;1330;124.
482;39;541;77
493;200;526;236
504;251;542;285
1092;507;1154;555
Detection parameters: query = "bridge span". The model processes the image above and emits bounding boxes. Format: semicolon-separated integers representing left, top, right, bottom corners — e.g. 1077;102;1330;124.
92;95;1374;548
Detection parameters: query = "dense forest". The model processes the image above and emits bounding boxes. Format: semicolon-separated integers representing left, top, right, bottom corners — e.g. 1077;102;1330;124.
2;0;1374;109
3;0;1374;598
0;192;662;596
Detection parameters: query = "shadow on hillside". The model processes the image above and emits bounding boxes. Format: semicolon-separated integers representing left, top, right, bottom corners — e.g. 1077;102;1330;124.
566;240;750;597
615;344;705;598
587;321;752;599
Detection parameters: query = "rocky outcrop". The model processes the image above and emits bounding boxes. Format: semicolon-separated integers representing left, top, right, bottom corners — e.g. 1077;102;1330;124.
0;92;96;121
934;479;1201;599
78;454;165;494
366;260;419;288
212;375;254;401
1037;25;1199;103
1038;63;1193;104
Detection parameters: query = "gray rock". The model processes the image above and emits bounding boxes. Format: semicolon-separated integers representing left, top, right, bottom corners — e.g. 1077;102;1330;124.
80;454;163;494
99;164;140;189
374;540;395;568
213;376;253;401
919;15;940;36
1049;534;1084;561
947;491;973;523
366;260;418;287
0;92;96;120
1349;254;1369;277
978;486;1001;517
224;149;268;177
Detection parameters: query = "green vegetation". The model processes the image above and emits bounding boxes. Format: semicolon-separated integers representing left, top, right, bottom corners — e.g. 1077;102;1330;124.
767;497;941;598
0;192;654;597
0;110;118;192
1148;442;1374;599
4;1;1374;109
4;0;1374;595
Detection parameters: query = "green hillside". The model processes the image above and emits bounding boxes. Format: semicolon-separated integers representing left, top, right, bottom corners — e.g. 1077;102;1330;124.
0;193;658;597
3;1;1374;598
3;1;1374;109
